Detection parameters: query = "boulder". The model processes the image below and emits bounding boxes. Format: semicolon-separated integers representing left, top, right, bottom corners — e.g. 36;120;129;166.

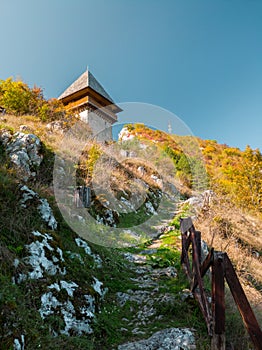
118;127;135;141
0;130;43;181
46;121;65;133
118;327;196;350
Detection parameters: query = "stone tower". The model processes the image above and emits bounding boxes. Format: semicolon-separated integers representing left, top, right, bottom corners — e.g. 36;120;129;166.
58;69;122;141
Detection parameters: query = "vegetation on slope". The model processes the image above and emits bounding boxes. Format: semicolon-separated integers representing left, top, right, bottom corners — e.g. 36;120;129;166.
0;77;261;349
120;124;262;332
125;123;262;216
200;139;262;213
0;115;207;349
0;77;65;121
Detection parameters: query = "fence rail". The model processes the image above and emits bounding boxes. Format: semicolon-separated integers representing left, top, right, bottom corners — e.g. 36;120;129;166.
180;217;262;350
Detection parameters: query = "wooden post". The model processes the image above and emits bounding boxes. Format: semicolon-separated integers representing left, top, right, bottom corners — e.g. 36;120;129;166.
180;217;193;234
180;218;193;279
192;248;214;291
180;218;212;335
200;248;214;278
191;229;213;335
195;230;202;264
181;231;192;279
224;253;262;350
211;252;226;350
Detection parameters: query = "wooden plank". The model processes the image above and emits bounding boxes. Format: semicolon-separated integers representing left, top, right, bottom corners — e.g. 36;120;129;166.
212;252;225;337
180;218;212;335
74;186;91;208
180;232;187;264
181;232;192;279
195;230;202;264
185;232;192;251
194;291;213;335
191;229;212;334
224;253;262;350
67;95;88;109
200;248;214;277
192;248;214;291
180;217;193;234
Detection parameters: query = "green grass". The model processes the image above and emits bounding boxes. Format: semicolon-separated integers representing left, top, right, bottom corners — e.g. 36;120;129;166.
0;152;134;349
117;205;151;227
0;170;255;350
1;119;258;350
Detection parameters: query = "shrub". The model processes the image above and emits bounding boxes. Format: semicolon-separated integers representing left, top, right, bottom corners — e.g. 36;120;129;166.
0;78;32;115
0;77;66;122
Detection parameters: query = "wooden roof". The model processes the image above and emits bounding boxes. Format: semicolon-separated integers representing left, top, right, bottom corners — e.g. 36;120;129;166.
58;70;114;103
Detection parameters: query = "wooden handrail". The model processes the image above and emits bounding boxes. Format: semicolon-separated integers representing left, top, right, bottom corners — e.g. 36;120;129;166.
180;217;262;350
224;253;262;350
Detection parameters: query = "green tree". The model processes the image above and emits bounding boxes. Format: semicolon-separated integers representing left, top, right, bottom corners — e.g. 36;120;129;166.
0;78;32;115
0;77;66;121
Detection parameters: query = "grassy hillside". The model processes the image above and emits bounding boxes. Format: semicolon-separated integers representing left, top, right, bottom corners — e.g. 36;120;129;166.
124;123;262;214
123;124;262;277
0;110;261;349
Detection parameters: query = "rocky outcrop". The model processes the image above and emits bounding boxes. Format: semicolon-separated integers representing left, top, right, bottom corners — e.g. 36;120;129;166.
46;120;66;134
118;126;135;142
20;185;57;230
9;185;107;341
0;130;43;181
12;231;106;338
184;190;215;215
118;328;195;350
92;186;162;227
14;231;66;283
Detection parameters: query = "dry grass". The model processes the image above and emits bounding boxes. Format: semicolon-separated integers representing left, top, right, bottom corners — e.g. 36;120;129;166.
0;114;78;152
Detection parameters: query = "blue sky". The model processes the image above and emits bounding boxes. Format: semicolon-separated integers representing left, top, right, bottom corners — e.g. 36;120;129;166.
1;0;262;150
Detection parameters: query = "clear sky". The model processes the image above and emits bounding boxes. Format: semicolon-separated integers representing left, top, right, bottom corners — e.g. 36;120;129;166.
1;0;262;151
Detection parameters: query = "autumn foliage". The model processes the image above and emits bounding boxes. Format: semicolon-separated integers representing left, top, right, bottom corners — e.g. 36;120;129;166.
0;77;66;121
126;124;262;215
201;139;262;213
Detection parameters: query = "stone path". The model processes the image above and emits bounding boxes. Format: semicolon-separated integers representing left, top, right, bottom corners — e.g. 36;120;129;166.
116;237;196;350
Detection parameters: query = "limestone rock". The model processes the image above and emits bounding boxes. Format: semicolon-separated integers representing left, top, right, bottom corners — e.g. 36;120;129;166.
20;185;58;230
118;127;135;141
0;129;12;146
0;130;43;180
46;120;65;133
118;327;196;350
185;190;215;213
14;231;66;283
13;231;105;337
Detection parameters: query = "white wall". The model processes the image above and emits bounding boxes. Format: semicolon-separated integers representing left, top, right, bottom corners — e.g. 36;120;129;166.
79;110;88;123
80;109;113;142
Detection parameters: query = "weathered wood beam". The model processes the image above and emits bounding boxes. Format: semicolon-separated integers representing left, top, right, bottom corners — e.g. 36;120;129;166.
211;252;225;350
181;232;193;279
192;248;214;291
180;217;193;234
224;253;262;350
191;229;213;334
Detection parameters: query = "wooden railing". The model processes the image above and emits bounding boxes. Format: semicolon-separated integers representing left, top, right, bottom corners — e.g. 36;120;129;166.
180;217;262;350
